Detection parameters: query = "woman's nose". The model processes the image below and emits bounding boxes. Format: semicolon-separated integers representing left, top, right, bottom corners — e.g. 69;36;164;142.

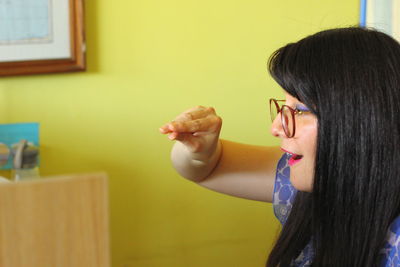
270;115;285;138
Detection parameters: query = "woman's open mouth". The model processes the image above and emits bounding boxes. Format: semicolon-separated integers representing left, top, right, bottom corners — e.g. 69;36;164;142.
281;148;304;166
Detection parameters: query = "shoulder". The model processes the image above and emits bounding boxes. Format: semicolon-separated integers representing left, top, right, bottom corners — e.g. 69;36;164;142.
272;153;298;224
381;216;400;266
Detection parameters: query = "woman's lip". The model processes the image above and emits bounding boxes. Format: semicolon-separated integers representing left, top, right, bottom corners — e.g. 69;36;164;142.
281;147;304;166
288;156;303;166
280;147;301;156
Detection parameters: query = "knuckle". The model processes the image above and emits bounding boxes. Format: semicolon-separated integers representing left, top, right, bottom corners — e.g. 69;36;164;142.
213;116;222;125
193;119;202;130
206;107;216;114
183;112;193;120
171;121;181;129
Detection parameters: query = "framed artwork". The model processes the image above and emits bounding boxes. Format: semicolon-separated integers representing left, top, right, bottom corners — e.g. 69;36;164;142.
0;0;85;76
360;0;400;41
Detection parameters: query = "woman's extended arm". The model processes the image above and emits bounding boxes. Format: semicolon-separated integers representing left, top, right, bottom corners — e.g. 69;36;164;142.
160;106;282;202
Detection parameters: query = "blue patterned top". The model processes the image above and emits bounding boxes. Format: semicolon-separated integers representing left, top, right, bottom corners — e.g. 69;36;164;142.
273;153;400;266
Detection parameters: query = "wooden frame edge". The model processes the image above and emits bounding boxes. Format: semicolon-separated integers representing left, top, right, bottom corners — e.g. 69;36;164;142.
0;0;86;77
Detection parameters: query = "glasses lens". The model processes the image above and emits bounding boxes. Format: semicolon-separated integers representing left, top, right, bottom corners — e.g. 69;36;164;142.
281;106;294;137
270;99;278;122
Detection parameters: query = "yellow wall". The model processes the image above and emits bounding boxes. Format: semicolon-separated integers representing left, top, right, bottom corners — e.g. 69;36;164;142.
0;1;358;266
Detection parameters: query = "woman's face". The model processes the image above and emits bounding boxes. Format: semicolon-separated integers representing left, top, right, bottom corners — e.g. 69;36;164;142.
270;93;318;192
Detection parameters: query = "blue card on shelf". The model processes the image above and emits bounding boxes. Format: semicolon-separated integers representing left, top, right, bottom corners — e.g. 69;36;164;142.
0;123;39;170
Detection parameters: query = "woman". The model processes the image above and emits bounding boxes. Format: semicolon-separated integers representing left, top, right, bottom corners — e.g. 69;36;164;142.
159;27;400;266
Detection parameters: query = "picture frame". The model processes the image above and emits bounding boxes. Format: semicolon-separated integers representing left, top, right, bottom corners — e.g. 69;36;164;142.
360;0;400;41
0;0;85;76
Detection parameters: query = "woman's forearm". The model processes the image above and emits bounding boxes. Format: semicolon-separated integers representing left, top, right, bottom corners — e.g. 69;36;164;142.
170;139;222;182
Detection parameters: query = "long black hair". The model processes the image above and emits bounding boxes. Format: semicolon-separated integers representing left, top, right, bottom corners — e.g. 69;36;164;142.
266;27;400;266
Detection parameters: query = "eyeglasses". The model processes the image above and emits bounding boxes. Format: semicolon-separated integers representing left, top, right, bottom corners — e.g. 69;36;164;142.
269;98;311;138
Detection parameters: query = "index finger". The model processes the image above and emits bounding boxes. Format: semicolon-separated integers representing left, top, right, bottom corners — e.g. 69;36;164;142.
170;116;221;133
174;106;216;122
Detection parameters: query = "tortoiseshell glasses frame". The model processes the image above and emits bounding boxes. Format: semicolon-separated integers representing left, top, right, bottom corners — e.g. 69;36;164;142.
269;98;311;138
